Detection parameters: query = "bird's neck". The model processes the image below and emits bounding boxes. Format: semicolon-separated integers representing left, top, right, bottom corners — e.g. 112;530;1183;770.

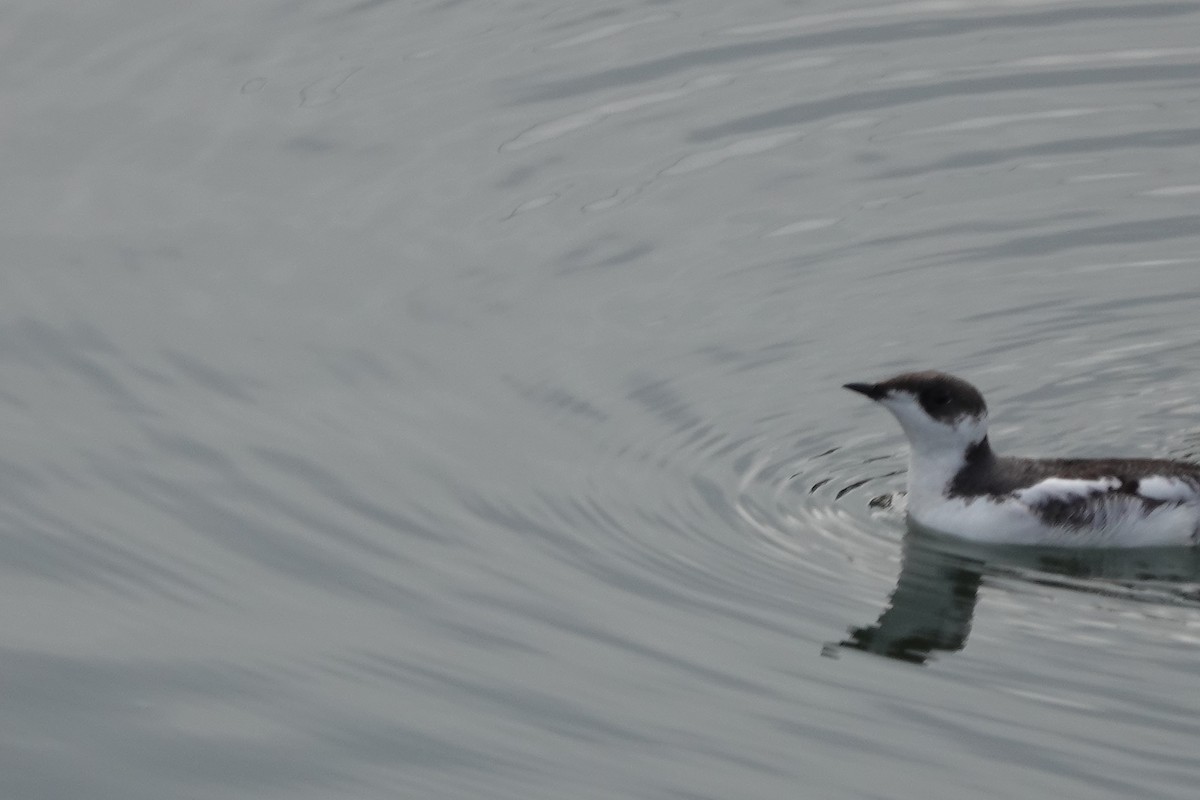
907;436;994;510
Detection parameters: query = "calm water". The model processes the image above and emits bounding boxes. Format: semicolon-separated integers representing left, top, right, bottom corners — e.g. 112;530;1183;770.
4;1;1200;798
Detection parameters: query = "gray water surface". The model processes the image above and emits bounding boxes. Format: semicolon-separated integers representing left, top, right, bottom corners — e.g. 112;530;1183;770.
4;1;1200;798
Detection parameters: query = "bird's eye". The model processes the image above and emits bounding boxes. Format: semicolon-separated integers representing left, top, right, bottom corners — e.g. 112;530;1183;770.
926;391;952;406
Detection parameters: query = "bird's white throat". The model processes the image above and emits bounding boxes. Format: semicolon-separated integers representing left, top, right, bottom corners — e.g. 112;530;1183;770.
876;392;989;511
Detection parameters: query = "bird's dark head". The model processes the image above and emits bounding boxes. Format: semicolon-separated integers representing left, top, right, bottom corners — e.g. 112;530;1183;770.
844;370;989;452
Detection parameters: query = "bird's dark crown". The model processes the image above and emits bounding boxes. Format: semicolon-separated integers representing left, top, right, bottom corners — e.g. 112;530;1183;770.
844;370;987;423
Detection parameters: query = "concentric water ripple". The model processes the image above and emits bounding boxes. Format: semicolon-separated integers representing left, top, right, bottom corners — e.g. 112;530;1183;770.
466;357;1200;673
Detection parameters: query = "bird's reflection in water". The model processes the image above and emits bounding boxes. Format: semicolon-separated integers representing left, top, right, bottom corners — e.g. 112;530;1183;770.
837;533;982;664
835;525;1200;665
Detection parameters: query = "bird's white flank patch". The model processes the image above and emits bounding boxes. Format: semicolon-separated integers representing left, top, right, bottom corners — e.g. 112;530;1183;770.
1015;477;1121;505
1136;476;1198;503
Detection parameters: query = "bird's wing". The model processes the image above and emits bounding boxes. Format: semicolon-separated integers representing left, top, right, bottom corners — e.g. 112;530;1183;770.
1014;475;1199;528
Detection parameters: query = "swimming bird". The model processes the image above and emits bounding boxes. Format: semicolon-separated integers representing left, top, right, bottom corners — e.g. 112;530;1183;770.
843;371;1200;547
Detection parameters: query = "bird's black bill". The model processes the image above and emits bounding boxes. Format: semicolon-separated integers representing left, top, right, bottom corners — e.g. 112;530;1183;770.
843;382;887;400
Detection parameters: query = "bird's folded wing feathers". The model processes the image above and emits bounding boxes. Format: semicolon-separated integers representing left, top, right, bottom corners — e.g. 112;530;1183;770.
1015;475;1199;509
